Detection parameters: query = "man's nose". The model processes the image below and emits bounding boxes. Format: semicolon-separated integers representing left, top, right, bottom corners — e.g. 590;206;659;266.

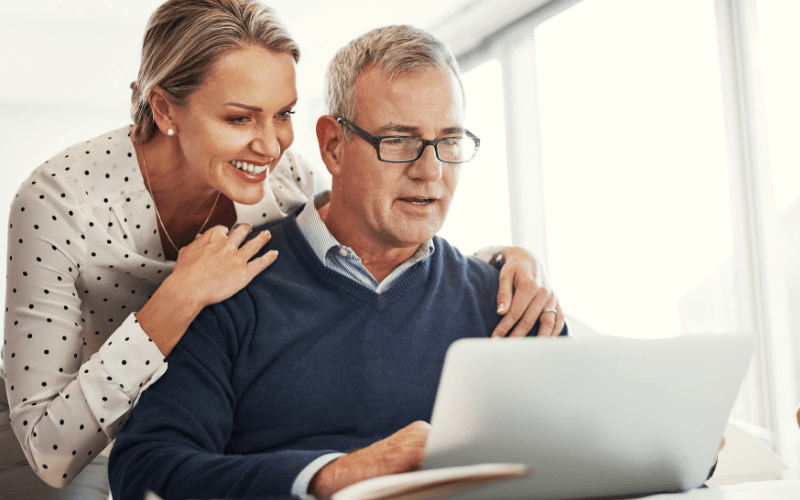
251;123;281;159
407;143;442;182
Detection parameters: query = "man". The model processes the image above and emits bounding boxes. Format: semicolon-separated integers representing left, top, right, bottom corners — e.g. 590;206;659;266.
109;25;566;500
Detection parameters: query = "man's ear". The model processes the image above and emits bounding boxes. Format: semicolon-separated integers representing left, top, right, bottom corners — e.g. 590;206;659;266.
316;115;344;176
149;87;178;137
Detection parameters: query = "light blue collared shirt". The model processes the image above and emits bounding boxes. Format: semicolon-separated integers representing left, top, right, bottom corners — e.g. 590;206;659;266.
295;192;435;293
289;192;436;497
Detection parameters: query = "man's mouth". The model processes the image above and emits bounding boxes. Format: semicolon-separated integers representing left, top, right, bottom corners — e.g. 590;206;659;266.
400;198;435;205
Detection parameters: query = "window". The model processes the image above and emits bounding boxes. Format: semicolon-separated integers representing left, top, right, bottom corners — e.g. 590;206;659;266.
756;0;800;401
535;0;740;339
438;58;513;253
446;0;800;468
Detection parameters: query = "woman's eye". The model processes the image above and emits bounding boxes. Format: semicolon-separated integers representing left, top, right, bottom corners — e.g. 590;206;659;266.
229;116;250;125
277;110;296;120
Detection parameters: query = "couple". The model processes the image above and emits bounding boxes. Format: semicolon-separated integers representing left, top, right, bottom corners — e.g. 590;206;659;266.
1;1;564;499
108;11;569;500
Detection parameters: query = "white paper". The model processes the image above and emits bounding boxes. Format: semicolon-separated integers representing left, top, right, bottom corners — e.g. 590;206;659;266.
331;463;532;500
704;422;788;486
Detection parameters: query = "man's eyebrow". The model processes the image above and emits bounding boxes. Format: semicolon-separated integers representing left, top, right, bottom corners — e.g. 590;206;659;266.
380;123;466;135
380;123;418;134
442;125;465;135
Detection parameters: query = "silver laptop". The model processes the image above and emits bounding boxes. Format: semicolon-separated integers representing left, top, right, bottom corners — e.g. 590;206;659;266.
422;333;757;499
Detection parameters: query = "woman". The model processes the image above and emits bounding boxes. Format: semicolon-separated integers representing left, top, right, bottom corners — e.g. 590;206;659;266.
0;0;562;498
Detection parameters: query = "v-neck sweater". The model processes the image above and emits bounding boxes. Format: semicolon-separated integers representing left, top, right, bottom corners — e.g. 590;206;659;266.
109;207;507;500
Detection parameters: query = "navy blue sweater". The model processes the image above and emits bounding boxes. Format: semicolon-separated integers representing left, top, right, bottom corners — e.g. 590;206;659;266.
109;211;564;500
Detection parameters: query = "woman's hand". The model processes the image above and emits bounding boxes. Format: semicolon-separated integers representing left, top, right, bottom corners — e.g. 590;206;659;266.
491;246;564;338
171;223;278;307
137;223;278;356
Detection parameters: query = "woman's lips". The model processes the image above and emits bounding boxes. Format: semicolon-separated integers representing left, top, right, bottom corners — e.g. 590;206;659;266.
229;160;268;175
228;161;267;182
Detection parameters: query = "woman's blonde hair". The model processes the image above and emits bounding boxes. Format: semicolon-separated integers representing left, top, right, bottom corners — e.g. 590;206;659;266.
324;25;464;140
131;0;300;142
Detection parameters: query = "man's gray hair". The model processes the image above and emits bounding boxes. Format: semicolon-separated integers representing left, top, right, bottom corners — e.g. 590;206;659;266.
324;25;465;140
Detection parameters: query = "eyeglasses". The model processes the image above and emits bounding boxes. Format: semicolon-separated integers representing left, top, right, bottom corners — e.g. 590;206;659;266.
337;117;480;163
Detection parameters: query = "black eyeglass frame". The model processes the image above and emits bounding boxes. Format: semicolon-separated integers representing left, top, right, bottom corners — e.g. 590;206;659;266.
336;117;480;164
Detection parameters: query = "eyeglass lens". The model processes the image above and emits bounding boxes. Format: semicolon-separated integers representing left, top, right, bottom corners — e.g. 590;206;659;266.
379;137;478;162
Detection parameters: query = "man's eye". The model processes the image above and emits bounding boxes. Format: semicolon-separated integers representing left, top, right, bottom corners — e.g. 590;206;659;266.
384;138;408;145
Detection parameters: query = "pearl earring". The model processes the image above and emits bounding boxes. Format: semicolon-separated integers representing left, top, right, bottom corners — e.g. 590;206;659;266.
167;128;175;136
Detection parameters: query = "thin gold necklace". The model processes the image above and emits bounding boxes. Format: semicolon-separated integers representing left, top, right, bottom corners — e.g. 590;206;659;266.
139;139;221;253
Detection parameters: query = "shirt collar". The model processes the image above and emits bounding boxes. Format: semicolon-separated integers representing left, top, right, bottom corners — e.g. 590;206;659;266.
295;191;435;266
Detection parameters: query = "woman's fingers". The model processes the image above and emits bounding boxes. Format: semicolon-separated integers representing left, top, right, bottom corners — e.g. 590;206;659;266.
535;294;559;337
496;268;514;315
248;249;279;279
226;223;253;247
552;300;565;337
239;230;272;260
509;287;551;337
491;281;537;337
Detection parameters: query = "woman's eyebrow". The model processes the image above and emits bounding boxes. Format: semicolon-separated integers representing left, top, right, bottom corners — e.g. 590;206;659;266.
224;102;263;112
224;98;297;112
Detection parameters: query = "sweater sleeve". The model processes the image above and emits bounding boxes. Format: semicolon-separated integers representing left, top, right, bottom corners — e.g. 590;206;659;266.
108;301;338;500
3;166;166;487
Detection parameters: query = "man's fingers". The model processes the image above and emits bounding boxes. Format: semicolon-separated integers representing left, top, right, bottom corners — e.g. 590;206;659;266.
509;288;550;337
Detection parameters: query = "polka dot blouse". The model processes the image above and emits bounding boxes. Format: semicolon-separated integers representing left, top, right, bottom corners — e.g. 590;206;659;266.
0;125;319;486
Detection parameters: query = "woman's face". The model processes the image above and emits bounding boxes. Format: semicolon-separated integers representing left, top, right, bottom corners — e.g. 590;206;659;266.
172;45;297;205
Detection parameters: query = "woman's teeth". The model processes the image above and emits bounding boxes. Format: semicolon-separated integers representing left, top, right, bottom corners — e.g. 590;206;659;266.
230;161;268;175
405;198;434;205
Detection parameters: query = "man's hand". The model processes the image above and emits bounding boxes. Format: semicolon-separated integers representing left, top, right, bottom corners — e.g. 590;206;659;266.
492;246;564;338
309;421;430;499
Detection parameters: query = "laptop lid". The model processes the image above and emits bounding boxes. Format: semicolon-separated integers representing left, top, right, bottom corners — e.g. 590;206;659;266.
422;333;757;499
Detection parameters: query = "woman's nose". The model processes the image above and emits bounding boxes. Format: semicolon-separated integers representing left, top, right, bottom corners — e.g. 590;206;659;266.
251;124;281;159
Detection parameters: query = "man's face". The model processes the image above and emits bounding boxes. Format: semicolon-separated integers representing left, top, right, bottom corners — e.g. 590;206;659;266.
336;65;465;251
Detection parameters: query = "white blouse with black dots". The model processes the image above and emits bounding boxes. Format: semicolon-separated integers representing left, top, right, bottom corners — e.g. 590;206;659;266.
0;125;318;486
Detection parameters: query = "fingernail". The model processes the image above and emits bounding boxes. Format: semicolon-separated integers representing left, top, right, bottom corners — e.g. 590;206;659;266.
271;250;279;257
497;303;505;314
262;230;271;237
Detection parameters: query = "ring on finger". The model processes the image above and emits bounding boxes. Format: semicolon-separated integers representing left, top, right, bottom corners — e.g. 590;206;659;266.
543;308;557;315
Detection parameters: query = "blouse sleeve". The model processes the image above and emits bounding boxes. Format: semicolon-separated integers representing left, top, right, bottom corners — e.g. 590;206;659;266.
3;165;166;487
